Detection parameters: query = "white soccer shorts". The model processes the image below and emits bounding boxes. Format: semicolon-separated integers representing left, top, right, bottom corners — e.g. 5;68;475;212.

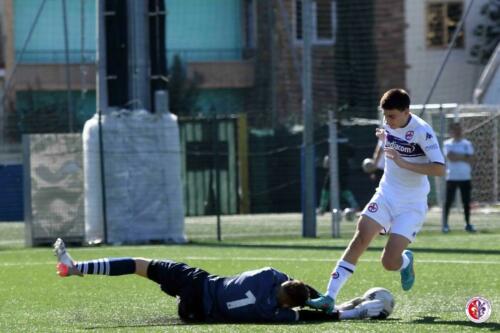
361;192;428;242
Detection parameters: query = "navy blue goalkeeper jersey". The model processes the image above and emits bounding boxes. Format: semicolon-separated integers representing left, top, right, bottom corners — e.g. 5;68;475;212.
202;267;297;322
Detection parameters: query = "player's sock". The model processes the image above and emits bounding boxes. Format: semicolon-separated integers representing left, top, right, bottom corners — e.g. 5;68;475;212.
75;258;135;276
399;252;410;271
326;260;356;299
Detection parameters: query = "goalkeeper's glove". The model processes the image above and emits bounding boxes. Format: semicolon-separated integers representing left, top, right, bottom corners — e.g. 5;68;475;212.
306;294;335;314
336;296;364;311
354;299;384;319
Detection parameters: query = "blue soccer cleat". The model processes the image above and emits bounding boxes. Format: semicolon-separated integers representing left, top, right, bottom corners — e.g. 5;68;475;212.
400;250;414;291
306;294;335;314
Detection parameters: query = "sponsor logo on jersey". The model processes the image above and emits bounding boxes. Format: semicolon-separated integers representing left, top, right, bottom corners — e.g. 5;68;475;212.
386;134;425;157
405;131;414;141
368;203;378;213
426;132;433;140
466;296;492;323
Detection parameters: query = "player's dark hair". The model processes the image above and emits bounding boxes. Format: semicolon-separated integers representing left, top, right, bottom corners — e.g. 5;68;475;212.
282;280;310;307
380;88;410;111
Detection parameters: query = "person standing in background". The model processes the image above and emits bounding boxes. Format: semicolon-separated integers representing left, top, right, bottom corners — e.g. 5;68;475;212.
442;122;475;233
317;132;359;215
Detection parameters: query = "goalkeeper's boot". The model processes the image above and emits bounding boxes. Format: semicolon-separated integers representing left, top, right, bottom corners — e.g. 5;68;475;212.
400;249;414;291
306;294;335;314
53;238;82;277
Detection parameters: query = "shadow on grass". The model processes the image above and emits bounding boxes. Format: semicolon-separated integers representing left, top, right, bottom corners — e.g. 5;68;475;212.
189;241;500;256
411;316;500;331
83;316;399;330
83;316;182;330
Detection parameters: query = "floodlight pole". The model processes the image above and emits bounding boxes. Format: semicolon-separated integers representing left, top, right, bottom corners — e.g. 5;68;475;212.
61;0;74;132
329;111;341;238
301;0;316;238
126;0;150;110
96;0;108;112
438;105;447;231
96;0;108;244
98;108;108;244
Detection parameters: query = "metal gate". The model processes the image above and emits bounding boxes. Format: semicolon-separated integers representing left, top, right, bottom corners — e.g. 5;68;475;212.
179;115;248;216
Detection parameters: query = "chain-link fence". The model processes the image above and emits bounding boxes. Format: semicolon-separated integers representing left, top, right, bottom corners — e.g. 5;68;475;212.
0;0;495;243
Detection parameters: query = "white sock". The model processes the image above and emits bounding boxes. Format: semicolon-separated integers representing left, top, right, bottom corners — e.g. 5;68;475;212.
326;260;356;299
399;252;410;271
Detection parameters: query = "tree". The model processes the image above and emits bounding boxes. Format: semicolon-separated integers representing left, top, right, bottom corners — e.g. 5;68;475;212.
167;55;202;116
470;0;500;65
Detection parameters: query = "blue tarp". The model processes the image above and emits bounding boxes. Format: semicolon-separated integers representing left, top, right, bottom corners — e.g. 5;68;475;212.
0;165;23;221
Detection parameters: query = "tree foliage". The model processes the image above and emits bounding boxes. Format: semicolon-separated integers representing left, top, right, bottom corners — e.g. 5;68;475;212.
167;55;202;116
470;0;500;64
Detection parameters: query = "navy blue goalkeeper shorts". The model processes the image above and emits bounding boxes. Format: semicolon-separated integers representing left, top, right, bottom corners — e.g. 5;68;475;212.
147;260;210;321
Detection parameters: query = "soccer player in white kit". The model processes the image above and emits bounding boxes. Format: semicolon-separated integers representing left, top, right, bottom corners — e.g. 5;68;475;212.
308;89;445;313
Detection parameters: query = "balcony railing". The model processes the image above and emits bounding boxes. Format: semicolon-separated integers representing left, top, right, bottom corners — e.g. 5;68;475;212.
15;50;97;64
14;48;255;65
167;48;255;63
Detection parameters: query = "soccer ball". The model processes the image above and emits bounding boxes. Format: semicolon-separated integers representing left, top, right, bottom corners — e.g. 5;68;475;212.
361;158;377;173
343;207;356;222
362;287;395;319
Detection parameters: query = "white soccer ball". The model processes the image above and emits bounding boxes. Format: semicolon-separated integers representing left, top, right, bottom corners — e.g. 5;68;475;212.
361;158;377;173
343;207;356;222
362;287;395;319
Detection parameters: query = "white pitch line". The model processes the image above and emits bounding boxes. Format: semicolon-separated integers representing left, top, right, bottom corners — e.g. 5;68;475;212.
1;257;500;267
188;256;498;265
0;240;23;245
1;262;54;266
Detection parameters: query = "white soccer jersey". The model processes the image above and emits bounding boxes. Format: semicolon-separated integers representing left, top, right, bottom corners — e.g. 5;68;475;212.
443;138;474;180
378;113;445;203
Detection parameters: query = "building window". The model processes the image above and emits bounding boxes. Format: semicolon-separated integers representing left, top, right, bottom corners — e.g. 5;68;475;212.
426;1;464;48
295;0;337;45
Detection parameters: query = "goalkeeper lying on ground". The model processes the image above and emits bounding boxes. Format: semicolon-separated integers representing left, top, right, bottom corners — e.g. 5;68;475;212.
54;238;386;323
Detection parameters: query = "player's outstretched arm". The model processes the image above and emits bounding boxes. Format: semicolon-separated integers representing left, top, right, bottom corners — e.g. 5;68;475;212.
297;309;340;321
298;299;385;321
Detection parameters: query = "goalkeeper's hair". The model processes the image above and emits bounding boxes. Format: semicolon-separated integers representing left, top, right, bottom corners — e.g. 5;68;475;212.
380;88;410;111
282;280;310;307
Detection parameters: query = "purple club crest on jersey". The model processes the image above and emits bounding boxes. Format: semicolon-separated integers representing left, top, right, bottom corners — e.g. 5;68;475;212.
405;131;414;140
368;203;378;213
